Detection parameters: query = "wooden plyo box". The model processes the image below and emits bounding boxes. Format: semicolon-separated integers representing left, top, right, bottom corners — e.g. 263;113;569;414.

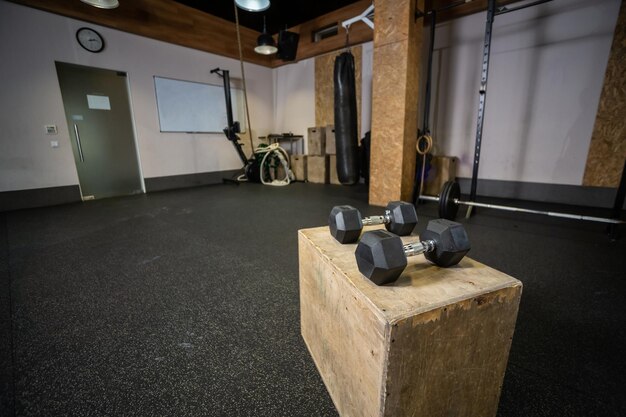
307;127;326;156
307;155;329;184
291;155;307;182
325;125;336;155
299;226;522;417
328;155;341;185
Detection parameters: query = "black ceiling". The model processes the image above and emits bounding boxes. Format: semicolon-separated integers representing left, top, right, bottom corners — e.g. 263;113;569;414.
175;0;361;35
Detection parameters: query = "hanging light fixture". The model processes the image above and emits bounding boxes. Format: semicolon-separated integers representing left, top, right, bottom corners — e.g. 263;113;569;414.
235;0;270;12
80;0;119;9
254;16;277;55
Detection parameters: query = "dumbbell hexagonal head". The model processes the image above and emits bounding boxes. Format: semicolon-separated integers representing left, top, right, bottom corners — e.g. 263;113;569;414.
355;219;470;285
329;206;363;244
385;201;418;235
329;201;418;244
421;219;470;267
354;230;407;285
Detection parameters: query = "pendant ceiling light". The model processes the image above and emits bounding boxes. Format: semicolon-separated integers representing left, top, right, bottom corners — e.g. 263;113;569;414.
235;0;270;12
254;16;277;55
80;0;119;9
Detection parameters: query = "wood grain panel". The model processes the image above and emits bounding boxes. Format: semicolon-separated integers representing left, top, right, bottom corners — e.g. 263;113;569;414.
271;0;527;67
314;46;362;138
299;228;387;417
300;225;521;328
10;0;528;69
426;0;522;21
369;0;423;206
384;287;520;417
272;0;520;67
375;0;412;46
299;225;522;417
272;0;373;67
307;155;329;183
8;0;272;67
583;0;626;187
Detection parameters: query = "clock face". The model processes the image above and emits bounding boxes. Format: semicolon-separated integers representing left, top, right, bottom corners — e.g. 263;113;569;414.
76;27;105;53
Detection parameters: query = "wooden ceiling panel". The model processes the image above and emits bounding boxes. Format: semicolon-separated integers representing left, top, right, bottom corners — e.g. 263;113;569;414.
8;0;527;68
271;0;374;67
8;0;273;66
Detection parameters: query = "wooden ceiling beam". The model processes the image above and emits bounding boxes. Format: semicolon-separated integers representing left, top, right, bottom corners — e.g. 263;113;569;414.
270;0;374;67
9;0;529;68
7;0;273;67
270;0;527;67
427;0;523;22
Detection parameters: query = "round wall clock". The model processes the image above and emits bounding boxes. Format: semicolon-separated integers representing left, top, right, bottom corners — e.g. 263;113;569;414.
76;27;105;53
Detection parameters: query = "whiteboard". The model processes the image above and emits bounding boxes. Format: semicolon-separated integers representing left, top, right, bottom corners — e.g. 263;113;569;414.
154;76;246;133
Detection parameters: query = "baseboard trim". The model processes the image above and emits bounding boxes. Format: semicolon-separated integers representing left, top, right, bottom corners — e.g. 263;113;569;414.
6;174;618;212
0;170;242;212
144;169;242;192
455;178;625;209
0;185;82;212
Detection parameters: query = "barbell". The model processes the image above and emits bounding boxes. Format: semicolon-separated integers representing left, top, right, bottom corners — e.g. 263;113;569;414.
420;181;625;225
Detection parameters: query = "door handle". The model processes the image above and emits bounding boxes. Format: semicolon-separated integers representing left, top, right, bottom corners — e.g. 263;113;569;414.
73;124;85;162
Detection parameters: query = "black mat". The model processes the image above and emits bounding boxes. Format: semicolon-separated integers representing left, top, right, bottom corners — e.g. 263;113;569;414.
0;182;624;416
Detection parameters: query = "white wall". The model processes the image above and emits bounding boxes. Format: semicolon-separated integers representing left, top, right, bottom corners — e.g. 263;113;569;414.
0;1;274;192
1;0;620;193
272;58;316;153
272;1;620;187
429;0;621;185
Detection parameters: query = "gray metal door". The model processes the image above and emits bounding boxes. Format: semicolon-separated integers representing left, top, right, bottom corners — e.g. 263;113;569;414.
55;62;143;200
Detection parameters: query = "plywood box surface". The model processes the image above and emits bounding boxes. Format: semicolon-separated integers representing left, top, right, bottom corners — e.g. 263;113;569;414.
307;127;326;156
307;155;329;184
329;155;341;185
325;125;336;155
291;155;307;182
299;225;522;417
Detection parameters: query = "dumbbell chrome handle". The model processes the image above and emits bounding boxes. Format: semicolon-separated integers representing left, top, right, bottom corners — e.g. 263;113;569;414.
404;240;436;257
361;210;391;226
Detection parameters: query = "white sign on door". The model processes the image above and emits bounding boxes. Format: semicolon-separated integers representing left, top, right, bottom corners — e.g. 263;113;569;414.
87;95;111;110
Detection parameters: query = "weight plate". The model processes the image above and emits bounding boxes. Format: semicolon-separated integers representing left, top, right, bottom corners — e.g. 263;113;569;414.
438;181;460;220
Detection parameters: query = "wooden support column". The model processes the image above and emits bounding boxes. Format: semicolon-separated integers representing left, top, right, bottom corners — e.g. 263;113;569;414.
369;0;423;206
583;0;626;187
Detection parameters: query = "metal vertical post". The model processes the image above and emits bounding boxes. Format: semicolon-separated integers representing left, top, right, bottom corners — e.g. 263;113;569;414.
467;0;496;218
423;10;436;136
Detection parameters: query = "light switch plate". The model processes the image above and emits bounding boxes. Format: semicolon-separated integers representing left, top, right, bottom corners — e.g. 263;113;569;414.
50;140;59;148
45;125;58;135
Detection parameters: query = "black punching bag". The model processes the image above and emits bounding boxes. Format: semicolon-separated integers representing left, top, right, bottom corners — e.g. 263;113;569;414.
334;52;359;185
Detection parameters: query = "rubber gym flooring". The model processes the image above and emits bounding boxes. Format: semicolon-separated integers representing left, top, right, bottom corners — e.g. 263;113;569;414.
1;182;625;416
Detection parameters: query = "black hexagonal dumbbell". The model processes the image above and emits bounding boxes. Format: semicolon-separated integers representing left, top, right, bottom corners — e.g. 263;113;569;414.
354;219;471;285
328;201;418;244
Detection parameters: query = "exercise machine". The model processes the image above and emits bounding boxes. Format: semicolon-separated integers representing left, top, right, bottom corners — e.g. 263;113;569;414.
210;67;260;183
